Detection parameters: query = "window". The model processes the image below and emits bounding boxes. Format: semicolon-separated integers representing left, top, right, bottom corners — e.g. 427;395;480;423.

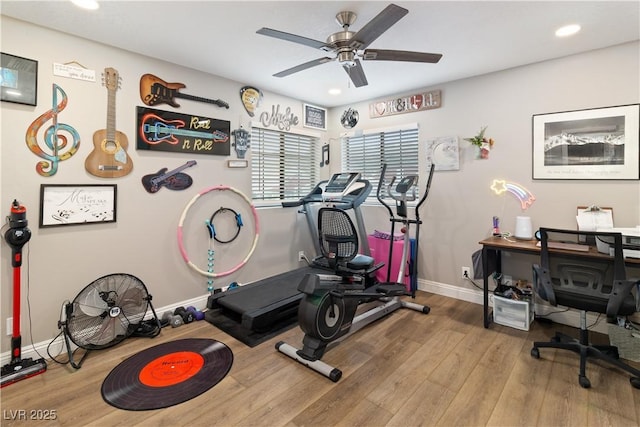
251;126;319;202
341;124;420;199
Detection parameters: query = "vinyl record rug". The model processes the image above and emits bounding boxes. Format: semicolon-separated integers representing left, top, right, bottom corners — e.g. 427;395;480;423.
102;338;233;410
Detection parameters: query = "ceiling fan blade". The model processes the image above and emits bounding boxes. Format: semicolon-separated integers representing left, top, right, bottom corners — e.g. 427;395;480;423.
349;4;408;50
363;49;443;63
257;27;332;51
274;57;334;77
343;60;368;87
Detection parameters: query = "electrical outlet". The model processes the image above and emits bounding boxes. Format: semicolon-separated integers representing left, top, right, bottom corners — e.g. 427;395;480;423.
461;266;471;279
6;317;12;336
298;251;305;262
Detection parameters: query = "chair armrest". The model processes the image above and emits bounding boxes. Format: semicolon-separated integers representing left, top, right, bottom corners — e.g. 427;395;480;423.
606;278;640;319
532;264;556;306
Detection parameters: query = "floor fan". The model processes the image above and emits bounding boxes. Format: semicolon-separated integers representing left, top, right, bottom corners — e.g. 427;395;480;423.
59;273;161;369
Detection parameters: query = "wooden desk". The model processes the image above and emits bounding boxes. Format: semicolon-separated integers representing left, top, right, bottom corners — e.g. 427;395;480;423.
479;236;640;328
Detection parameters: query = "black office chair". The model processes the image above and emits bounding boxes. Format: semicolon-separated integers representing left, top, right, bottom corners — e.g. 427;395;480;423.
531;227;640;389
317;207;377;277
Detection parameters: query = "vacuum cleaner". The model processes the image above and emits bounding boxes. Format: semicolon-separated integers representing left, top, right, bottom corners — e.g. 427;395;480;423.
1;200;47;388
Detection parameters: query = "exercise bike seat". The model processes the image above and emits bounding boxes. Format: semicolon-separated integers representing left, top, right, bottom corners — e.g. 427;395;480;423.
346;254;374;270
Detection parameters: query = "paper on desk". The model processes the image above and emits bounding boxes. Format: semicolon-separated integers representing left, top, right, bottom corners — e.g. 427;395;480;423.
576;208;613;231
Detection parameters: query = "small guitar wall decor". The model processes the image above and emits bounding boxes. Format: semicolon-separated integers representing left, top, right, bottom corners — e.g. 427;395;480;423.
85;67;133;178
25;84;81;176
140;73;230;109
136;106;231;156
141;160;197;193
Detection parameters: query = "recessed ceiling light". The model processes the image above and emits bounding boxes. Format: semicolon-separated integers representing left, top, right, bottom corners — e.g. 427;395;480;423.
328;88;341;95
70;0;100;10
555;24;581;37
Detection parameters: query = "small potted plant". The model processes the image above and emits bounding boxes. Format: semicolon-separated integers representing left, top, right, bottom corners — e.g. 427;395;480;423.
465;126;495;159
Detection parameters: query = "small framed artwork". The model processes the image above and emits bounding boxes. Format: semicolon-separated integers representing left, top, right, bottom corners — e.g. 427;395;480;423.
303;103;327;130
39;184;117;227
1;53;38;106
425;136;459;171
532;104;639;180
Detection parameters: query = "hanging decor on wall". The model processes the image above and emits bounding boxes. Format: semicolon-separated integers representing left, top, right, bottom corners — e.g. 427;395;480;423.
25;83;80;177
490;179;536;210
141;160;197;194
86;68;133;178
139;73;229;109
136;106;230;156
425;136;459;171
369;90;441;118
239;86;262;117
231;127;250;159
53;61;96;82
259;104;299;131
1;52;38;106
340;108;359;129
532;104;639;180
39;184;117;227
464;126;495;159
303;104;327;130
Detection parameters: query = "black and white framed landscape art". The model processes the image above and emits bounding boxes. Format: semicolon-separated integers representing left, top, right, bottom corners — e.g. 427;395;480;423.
532;104;639;180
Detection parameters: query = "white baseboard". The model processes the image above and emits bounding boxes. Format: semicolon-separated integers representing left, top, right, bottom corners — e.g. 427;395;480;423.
1;295;210;367
2;280;613;366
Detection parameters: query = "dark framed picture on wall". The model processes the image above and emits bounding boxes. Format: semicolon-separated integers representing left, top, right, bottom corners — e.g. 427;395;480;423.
39;184;117;227
303;103;327;130
532;104;640;180
0;52;38;106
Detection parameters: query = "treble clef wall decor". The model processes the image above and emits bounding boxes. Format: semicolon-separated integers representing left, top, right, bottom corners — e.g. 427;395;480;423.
25;84;80;176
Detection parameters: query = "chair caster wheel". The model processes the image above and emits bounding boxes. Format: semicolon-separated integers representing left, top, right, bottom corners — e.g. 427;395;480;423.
579;375;591;388
530;347;540;359
631;377;640;389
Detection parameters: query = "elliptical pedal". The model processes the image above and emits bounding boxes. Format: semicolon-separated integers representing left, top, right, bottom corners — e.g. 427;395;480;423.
376;282;410;297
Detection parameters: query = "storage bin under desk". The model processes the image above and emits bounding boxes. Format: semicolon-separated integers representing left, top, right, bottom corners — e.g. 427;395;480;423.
493;295;534;331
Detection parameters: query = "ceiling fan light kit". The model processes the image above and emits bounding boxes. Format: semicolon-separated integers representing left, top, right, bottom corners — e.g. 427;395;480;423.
256;3;442;88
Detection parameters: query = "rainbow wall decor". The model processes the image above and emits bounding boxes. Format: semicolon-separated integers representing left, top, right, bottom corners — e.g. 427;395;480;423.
491;180;536;210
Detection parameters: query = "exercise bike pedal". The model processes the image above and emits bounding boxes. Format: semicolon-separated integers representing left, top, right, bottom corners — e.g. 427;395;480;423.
376;282;410;297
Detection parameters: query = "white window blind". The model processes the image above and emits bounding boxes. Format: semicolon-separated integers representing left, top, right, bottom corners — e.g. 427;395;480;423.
341;125;420;198
251;126;319;201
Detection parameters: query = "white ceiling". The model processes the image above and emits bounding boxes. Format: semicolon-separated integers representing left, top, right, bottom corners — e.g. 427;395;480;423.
1;1;639;108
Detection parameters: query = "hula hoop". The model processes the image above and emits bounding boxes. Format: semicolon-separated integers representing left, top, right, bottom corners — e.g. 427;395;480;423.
178;186;260;278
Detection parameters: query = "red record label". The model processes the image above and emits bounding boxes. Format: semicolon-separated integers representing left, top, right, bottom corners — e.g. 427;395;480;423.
139;351;204;387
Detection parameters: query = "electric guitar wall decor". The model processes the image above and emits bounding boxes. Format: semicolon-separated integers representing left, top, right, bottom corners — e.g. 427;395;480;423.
139;74;230;109
140;113;229;145
85;68;133;178
142;160;197;193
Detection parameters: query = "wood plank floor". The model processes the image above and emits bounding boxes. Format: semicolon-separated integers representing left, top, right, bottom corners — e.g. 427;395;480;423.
2;292;639;426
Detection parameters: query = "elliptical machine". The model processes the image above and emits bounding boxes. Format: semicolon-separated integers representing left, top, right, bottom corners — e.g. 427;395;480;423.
275;164;434;382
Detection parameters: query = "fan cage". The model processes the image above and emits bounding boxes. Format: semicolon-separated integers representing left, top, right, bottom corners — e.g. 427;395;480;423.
66;273;151;350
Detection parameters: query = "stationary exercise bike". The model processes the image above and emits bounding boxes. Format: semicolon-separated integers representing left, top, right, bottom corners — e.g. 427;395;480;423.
276;164;434;381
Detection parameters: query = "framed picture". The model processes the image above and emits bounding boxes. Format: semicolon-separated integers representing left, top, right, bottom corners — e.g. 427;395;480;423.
425;136;459;171
303;103;327;130
39;184;117;227
532;104;639;180
1;53;38;106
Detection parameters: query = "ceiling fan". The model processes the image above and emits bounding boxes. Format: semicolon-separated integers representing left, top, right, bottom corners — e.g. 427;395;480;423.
256;3;442;88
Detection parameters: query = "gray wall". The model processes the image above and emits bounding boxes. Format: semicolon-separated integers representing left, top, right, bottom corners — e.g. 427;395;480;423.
1;15;639;357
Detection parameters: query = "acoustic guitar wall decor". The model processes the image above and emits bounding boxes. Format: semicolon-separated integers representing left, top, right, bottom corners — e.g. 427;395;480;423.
139;73;229;109
85;67;133;178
